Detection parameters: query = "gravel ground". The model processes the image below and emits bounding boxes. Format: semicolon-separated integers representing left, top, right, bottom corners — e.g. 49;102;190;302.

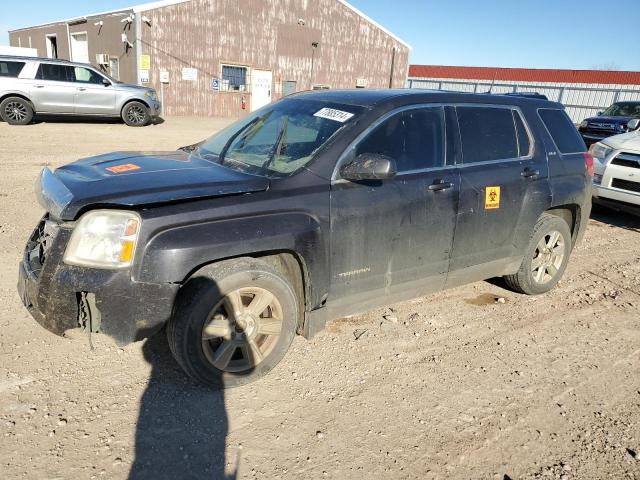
0;117;639;480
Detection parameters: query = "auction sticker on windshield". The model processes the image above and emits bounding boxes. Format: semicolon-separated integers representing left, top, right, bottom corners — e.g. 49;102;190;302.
314;108;355;123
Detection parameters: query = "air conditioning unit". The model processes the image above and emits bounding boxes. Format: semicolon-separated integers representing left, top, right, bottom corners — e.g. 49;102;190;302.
96;53;110;65
355;78;368;88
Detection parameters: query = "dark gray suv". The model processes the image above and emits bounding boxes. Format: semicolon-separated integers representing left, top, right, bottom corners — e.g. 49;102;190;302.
0;55;161;126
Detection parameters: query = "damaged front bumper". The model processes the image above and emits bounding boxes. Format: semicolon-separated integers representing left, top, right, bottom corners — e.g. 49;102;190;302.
17;217;179;346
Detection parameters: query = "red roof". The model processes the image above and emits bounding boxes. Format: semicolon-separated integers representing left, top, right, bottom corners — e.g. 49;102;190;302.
408;65;640;86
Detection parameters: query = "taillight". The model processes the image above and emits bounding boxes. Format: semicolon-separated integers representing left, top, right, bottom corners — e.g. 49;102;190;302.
584;152;594;177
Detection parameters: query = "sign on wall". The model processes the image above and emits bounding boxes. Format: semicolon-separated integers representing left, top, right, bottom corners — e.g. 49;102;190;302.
140;70;149;83
160;70;170;84
140;54;151;70
211;78;220;91
182;67;198;81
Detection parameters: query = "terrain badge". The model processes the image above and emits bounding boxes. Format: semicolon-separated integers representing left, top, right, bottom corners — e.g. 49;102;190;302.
485;186;501;209
106;163;142;173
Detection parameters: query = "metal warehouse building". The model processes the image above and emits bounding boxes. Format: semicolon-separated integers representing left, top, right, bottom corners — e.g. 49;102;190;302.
9;0;410;117
408;65;640;123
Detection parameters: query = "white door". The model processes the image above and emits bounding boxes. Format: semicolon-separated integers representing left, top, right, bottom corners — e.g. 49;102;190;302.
70;33;89;63
251;69;272;111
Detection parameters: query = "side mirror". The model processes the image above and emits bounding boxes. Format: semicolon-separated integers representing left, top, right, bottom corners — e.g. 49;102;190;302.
102;78;111;87
628;119;640;131
340;153;397;181
597;111;604;116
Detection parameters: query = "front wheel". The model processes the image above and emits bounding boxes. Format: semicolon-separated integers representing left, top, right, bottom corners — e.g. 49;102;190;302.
0;97;34;125
504;213;572;295
122;101;151;127
166;258;298;388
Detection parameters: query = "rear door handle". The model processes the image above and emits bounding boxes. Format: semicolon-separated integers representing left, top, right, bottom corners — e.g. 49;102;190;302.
428;180;453;191
77;87;87;91
34;85;45;88
521;168;540;179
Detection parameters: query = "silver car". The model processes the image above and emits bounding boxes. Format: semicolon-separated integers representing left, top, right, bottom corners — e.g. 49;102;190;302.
0;55;161;126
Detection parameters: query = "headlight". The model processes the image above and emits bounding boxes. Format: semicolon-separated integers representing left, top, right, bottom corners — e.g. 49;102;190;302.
64;210;141;269
588;142;613;161
145;89;157;100
579;120;588;129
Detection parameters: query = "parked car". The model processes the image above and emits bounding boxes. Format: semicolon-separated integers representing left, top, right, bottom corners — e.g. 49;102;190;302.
18;89;592;388
579;101;640;145
0;55;161;126
590;119;640;214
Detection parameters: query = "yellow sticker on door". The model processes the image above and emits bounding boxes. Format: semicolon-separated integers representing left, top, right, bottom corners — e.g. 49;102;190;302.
485;186;501;209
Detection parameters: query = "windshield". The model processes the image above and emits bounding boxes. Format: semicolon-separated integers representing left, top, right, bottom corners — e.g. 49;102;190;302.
196;98;364;177
602;102;640;118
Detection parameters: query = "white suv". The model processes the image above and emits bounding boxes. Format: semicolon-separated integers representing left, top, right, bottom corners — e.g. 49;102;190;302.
590;118;640;214
0;55;161;126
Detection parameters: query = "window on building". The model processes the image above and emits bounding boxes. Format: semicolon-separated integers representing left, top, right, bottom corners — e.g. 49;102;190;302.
355;107;445;172
538;109;586;153
109;58;120;81
457;106;519;163
0;61;25;78
282;80;297;97
312;85;330;90
36;63;74;82
45;35;58;59
221;65;248;91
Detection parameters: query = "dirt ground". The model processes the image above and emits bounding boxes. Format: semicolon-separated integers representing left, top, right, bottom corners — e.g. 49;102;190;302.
0;117;639;480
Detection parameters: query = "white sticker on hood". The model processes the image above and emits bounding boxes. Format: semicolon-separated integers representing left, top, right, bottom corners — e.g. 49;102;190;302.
314;107;355;123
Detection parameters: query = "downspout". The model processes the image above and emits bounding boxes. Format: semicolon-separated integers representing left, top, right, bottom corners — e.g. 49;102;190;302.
135;12;142;85
388;47;396;88
66;23;72;60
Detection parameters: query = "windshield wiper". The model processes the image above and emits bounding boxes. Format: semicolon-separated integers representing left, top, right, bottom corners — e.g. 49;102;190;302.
219;116;262;165
262;117;288;174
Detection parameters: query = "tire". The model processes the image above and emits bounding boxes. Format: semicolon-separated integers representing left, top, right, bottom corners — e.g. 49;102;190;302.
122;101;151;127
166;258;298;388
504;213;572;295
0;97;34;125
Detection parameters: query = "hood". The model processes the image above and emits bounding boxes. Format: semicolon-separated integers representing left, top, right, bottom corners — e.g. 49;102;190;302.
584;115;634;125
601;131;640;151
37;151;270;220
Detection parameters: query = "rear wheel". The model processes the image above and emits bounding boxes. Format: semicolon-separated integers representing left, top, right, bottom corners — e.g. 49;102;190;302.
122;101;150;127
504;213;572;295
0;97;34;125
166;258;298;388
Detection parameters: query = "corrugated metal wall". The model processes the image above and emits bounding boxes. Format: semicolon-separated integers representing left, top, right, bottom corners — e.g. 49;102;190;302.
407;77;640;123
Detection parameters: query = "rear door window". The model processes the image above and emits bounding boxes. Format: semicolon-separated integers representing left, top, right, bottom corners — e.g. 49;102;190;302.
0;61;25;77
36;63;74;82
356;107;445;172
538;109;585;153
456;106;518;163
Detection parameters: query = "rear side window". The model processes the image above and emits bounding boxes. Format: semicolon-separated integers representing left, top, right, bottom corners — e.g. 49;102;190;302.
456;106;518;163
0;61;25;77
356;107;445;172
538;109;585;153
36;63;74;82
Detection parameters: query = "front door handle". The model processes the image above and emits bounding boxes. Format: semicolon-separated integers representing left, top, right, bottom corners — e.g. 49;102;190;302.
521;168;540;179
34;85;45;88
428;180;453;191
77;87;87;91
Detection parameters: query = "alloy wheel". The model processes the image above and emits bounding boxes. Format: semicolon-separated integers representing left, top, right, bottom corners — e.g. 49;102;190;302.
531;230;565;284
126;105;146;125
201;287;283;373
5;101;28;122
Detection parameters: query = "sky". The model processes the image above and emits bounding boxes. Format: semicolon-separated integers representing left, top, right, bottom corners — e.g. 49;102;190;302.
2;0;639;71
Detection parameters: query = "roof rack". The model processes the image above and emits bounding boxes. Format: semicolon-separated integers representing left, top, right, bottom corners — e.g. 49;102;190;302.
503;92;549;100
